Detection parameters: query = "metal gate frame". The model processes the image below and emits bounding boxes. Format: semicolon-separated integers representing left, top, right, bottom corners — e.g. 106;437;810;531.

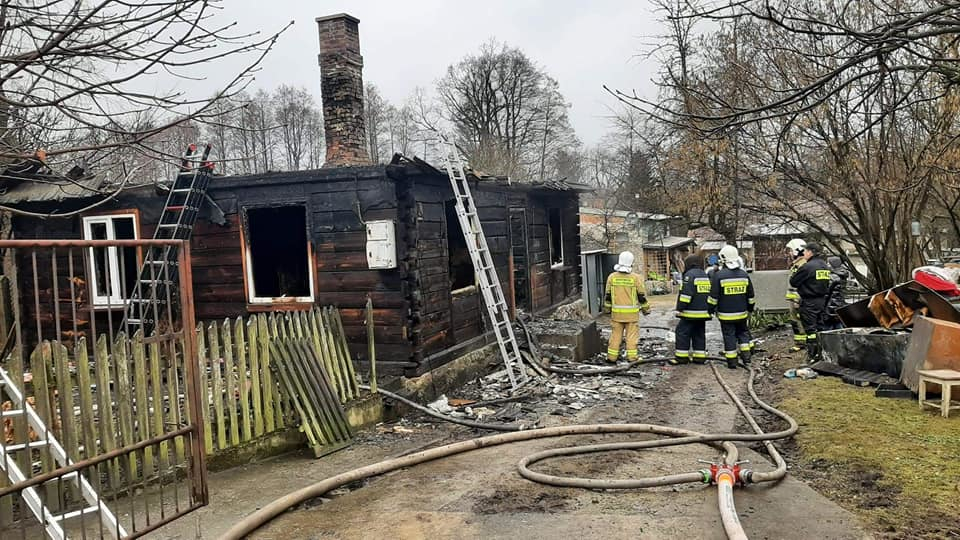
0;239;207;538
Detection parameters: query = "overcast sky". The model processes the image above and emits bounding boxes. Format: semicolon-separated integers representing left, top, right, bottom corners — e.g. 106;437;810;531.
210;0;663;146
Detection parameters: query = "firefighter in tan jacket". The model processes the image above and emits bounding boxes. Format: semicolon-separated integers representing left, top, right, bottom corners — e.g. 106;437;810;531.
603;251;651;362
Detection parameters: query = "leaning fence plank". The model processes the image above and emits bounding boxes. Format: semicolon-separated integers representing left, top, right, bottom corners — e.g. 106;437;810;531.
53;341;79;461
268;314;285;428
52;342;80;503
318;308;345;402
291;340;347;443
270;341;324;451
148;338;169;471
309;309;330;378
166;336;185;463
75;338;98;461
326;307;351;401
95;334;120;488
222;319;240;447
234;317;252;442
257;315;276;433
114;333;138;481
247;317;264;437
196;324;212;455
334;308;360;399
132;331;154;476
207;323;227;450
31;343;57;502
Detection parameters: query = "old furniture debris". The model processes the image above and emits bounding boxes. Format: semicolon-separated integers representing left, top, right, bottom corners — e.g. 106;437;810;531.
901;316;960;393
917;369;960;417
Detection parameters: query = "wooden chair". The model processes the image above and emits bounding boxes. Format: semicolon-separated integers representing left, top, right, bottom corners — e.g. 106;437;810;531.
917;369;960;418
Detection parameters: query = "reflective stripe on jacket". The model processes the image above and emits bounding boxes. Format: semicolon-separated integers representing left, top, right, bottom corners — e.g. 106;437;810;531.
676;267;711;319
604;272;649;322
790;256;832;299
708;267;755;321
785;256;805;301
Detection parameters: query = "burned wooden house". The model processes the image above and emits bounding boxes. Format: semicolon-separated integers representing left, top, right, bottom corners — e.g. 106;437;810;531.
2;14;587;377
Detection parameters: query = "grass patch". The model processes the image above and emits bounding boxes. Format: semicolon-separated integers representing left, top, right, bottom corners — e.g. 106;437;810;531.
778;376;960;533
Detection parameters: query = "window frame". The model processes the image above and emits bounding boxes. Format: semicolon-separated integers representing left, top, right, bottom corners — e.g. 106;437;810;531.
548;207;565;269
81;212;141;308
445;199;478;295
241;204;316;306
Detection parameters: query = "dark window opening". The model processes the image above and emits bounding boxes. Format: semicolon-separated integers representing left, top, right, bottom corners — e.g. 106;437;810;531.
548;208;564;266
247;206;311;299
510;209;530;310
445;200;474;291
114;218;138;297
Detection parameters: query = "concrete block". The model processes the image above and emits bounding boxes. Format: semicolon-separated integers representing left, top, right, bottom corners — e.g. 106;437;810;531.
750;270;791;313
530;320;600;362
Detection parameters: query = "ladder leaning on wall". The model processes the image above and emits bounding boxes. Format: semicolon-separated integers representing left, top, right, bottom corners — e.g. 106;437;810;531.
122;143;215;337
435;133;529;391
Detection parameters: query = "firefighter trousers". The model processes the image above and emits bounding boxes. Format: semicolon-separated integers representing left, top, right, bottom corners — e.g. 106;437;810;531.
720;320;752;363
675;319;707;363
608;320;639;362
788;301;806;349
799;297;827;360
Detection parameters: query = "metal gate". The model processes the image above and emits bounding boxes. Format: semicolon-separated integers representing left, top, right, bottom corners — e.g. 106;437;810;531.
0;239;207;539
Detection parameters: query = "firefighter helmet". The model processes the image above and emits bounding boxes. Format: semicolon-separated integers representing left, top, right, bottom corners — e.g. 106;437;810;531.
718;245;740;269
614;251;635;273
786;238;806;258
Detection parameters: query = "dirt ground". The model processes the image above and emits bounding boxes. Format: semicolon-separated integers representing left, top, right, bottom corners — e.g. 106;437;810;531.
155;294;876;539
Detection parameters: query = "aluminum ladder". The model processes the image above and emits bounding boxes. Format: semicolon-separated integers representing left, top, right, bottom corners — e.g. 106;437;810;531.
122;143;214;336
436;135;529;390
0;367;126;539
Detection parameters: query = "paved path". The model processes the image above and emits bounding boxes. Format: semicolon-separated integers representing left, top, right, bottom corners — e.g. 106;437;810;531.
158;297;869;539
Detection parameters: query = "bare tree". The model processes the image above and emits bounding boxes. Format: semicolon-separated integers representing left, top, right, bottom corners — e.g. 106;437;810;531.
437;40;577;179
0;1;289;216
364;83;388;164
274;85;317;171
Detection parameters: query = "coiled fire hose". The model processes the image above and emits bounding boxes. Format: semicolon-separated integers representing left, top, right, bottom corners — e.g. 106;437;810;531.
220;362;796;540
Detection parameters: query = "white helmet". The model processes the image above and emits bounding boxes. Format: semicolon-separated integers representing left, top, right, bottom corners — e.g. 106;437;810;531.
718;245;740;269
614;251;634;273
786;238;806;257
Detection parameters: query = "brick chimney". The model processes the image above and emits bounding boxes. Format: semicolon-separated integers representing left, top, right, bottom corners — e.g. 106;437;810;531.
316;13;370;167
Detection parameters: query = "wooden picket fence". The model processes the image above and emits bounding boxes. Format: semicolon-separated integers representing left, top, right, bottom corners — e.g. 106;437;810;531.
5;306;363;496
194;306;361;455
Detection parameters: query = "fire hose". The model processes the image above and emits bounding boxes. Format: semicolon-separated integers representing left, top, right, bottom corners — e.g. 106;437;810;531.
220;363;795;540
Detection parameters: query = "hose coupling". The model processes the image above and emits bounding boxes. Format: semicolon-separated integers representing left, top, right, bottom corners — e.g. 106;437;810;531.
708;463;743;486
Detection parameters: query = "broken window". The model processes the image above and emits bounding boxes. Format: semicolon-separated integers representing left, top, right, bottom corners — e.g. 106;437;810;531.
82;214;139;306
445;200;475;291
244;206;314;303
548;208;564;267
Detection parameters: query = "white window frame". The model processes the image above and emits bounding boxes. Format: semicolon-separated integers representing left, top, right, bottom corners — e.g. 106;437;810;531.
243;207;316;305
82;214;139;307
548;208;565;269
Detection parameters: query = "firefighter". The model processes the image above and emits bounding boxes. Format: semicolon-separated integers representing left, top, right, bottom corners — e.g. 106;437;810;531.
708;245;756;369
603;251;651;363
673;253;711;365
822;256;848;331
789;241;832;362
785;238;808;352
